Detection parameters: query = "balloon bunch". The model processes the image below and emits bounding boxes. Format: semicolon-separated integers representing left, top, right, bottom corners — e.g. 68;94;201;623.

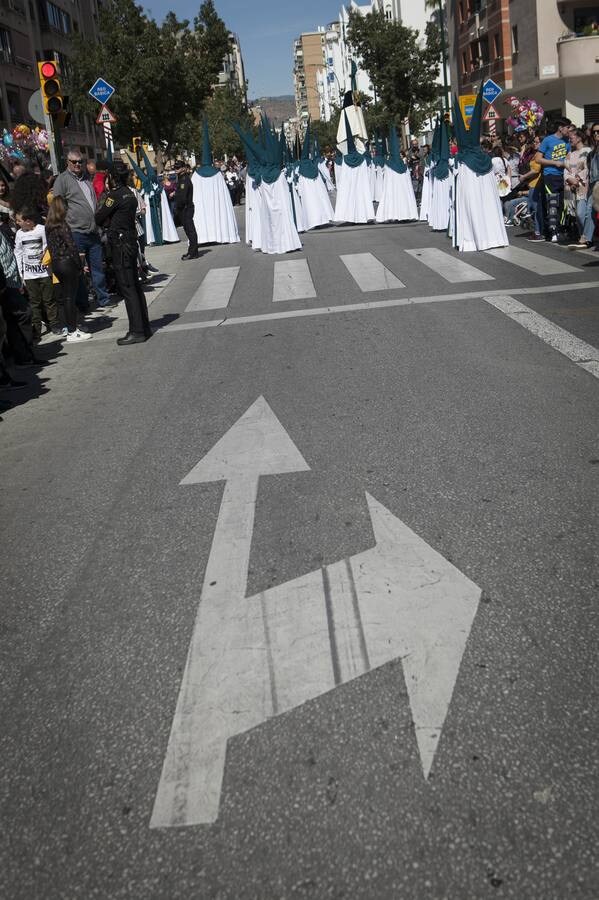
504;96;544;132
0;125;50;164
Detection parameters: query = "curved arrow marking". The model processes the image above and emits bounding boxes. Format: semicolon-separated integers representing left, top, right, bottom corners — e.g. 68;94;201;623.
151;398;481;828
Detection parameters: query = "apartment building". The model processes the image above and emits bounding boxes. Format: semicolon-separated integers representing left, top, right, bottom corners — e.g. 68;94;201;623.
448;0;599;126
296;0;449;124
217;33;247;105
293;30;326;122
0;0;104;157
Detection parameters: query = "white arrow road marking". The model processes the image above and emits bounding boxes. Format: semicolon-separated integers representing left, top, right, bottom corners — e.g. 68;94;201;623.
151;399;482;828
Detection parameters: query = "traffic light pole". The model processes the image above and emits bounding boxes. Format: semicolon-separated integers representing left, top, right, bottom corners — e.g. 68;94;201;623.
43;109;59;174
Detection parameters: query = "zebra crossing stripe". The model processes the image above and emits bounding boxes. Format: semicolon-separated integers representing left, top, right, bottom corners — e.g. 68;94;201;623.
405;248;494;283
340;253;405;292
273;260;317;302
484;247;580;276
185;267;240;312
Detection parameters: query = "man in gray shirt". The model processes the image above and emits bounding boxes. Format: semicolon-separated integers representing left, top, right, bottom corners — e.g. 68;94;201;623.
52;148;112;309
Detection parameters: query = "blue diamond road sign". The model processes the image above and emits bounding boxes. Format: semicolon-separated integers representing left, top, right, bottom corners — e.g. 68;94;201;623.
482;79;502;105
89;78;115;104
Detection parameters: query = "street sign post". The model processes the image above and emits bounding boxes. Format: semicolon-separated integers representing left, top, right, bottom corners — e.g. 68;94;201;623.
88;78;115;105
482;78;502;106
483;102;502;137
95;105;117;125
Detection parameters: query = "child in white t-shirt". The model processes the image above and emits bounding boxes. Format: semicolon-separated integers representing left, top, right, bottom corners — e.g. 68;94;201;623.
14;209;59;341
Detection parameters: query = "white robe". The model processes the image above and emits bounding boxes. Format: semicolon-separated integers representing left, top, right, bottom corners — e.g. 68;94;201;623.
375;167;418;223
191;171;240;245
297;174;334;230
429;172;452;232
374;165;385;204
368;162;376;201
334;162;343;190
419;163;433;222
333;161;375;224
318;160;335;193
143;193;159;245
245;177;262;250
290;176;306;233
453;164;508;252
160;190;179;243
258;172;302;255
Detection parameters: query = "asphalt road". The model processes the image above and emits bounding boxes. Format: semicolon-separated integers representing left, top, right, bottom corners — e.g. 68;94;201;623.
1;211;598;900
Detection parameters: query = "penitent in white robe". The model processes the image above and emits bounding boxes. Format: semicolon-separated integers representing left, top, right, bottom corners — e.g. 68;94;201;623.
333;162;375;224
452;164;508;252
297;174;334;230
375;167;418;223
191;171;240;245
419;163;433;222
258;172;302;254
318;160;335;193
429;173;452;232
245;177;262;250
160;190;179;243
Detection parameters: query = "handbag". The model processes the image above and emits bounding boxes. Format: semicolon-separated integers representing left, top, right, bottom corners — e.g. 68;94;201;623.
41;247;59;284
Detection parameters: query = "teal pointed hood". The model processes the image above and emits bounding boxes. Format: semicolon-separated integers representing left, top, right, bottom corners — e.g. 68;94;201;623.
299;122;318;179
433;118;450;181
386;124;407;174
453;86;492;175
342;109;365;168
430;121;441;164
197;116;219;178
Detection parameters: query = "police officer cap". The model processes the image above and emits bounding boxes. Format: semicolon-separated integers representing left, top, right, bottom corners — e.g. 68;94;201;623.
173;159;186;170
109;161;129;179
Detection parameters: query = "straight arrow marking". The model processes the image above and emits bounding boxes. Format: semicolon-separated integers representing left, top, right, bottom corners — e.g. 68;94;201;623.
152;400;482;828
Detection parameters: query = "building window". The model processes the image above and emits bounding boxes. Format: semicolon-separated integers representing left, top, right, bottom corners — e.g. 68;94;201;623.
45;1;71;34
6;85;21;121
461;51;468;74
511;25;518;54
0;28;15;65
493;33;500;58
574;8;599;33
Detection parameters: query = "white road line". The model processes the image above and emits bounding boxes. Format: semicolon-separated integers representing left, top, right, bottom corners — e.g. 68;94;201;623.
273;259;316;302
185;267;240;312
485;246;580;276
157;281;599;334
340;252;405;292
405;248;494;283
483;294;599;379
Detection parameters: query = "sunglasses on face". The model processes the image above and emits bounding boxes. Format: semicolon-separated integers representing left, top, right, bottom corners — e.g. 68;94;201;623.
69;159;83;164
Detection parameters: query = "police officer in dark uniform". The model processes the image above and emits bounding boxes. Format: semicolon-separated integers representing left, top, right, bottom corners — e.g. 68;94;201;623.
95;161;152;346
173;159;199;260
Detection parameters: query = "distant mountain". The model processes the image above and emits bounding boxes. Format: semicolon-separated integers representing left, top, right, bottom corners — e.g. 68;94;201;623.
249;95;296;126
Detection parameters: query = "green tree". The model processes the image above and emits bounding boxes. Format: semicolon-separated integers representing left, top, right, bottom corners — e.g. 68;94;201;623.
347;8;442;134
201;87;253;160
67;0;231;165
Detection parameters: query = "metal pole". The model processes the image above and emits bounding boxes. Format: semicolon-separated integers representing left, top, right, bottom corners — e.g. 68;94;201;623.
43;110;59;174
438;0;450;113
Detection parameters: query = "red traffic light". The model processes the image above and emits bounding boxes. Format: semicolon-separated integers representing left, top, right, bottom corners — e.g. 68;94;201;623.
40;61;57;79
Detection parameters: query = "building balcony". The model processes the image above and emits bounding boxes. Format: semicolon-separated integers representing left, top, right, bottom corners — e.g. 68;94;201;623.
557;34;599;78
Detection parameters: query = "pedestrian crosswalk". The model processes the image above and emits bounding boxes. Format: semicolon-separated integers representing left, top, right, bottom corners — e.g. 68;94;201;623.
340;252;405;292
184;246;589;312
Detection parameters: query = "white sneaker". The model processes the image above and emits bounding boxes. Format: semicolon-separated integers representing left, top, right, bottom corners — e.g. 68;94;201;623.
66;329;92;343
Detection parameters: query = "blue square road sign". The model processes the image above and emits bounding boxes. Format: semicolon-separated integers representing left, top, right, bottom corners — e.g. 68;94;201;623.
89;78;115;104
482;79;502;105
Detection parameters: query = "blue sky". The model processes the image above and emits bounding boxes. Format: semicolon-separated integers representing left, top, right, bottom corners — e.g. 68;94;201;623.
144;0;344;98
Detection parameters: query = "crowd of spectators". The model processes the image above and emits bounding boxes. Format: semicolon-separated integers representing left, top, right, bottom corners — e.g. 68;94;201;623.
487;120;599;247
0;151;154;408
